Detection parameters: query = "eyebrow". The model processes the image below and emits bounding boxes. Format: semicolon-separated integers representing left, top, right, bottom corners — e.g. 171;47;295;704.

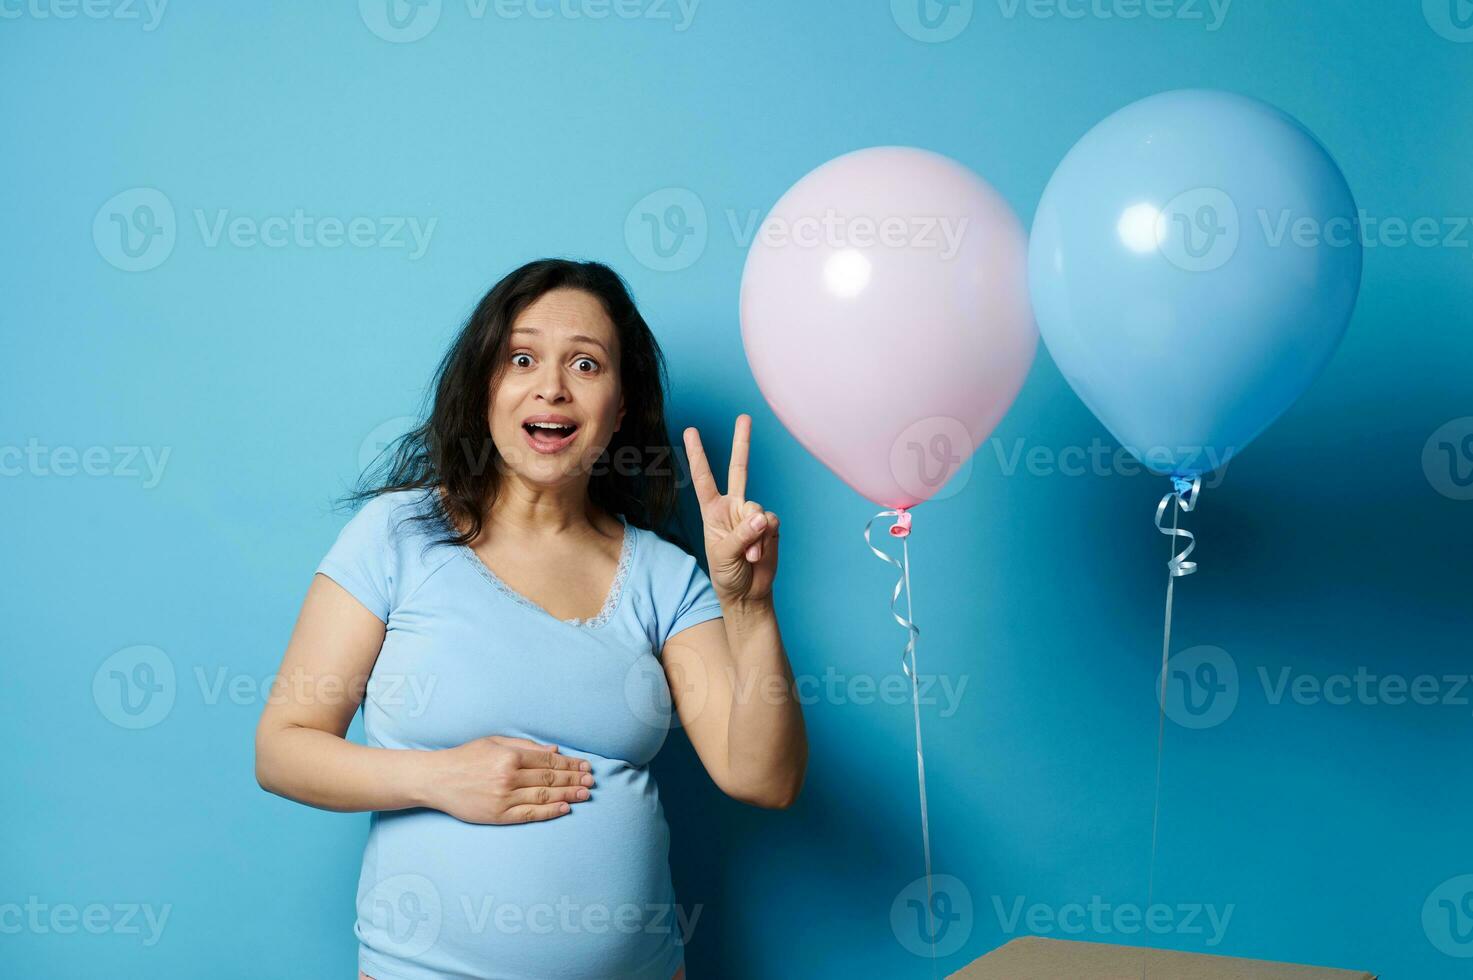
511;326;610;354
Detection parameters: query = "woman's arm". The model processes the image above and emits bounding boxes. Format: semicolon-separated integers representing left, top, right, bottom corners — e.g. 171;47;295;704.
254;573;429;811
673;416;808;809
255;573;593;823
662;602;806;809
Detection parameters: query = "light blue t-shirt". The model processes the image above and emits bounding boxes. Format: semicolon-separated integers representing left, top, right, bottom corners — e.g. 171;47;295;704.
314;488;724;980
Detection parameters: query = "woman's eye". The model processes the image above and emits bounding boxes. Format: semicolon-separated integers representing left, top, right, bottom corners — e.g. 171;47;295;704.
574;357;598;373
511;353;533;368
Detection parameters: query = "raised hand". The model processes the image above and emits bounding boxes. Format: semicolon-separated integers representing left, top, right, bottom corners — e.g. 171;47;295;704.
424;735;596;824
682;414;780;605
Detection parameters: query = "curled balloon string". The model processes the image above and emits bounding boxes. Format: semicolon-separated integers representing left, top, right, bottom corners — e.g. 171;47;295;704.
1143;476;1203;980
864;507;937;974
1154;475;1200;578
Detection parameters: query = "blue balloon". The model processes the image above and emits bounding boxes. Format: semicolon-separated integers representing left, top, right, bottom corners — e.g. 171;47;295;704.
1028;89;1363;479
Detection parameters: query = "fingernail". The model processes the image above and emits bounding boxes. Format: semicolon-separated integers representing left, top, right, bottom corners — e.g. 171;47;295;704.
581;761;591;772
559;802;570;813
581;774;594;787
576;788;590;800
749;514;767;530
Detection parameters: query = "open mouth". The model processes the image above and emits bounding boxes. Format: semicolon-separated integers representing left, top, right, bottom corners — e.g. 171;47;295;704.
522;419;580;453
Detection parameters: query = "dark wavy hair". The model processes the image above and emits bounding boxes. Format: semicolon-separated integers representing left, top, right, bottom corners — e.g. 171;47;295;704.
345;258;683;548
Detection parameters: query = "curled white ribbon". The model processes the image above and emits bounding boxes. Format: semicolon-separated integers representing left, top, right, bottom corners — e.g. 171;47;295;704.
864;508;937;970
1154;475;1201;578
1144;475;1203;980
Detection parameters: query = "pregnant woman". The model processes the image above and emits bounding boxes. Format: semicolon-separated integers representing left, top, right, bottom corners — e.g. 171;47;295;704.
254;259;808;979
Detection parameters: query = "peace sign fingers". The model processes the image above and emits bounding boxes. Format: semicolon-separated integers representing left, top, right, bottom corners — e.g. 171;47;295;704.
684;415;755;518
681;414;779;604
682;426;722;509
727;413;751;503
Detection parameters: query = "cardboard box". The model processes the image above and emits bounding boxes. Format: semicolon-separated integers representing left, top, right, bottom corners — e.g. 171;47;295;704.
948;937;1376;979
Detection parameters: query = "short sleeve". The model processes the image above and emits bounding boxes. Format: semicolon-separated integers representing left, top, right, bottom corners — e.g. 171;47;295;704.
658;550;725;651
315;495;399;623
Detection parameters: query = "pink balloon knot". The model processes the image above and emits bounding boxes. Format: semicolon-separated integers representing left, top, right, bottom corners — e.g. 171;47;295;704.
888;510;913;538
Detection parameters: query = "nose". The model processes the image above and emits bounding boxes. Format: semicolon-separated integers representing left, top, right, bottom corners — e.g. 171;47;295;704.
533;361;570;404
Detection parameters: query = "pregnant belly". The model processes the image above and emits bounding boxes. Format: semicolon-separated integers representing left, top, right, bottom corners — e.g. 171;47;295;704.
355;755;685;980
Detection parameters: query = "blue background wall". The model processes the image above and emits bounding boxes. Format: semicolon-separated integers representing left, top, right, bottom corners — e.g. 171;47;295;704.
3;1;1471;976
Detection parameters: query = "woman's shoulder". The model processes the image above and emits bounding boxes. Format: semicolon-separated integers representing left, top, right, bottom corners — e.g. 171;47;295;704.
334;487;451;554
623;518;723;645
363;486;441;527
318;487;455;621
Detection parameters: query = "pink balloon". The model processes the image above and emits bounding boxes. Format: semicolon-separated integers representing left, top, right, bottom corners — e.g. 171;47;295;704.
740;146;1037;509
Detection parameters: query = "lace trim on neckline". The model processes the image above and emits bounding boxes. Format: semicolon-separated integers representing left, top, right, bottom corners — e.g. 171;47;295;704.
460;518;635;629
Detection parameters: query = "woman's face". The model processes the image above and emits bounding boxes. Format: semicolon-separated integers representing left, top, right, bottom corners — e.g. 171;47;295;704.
488;287;625;490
